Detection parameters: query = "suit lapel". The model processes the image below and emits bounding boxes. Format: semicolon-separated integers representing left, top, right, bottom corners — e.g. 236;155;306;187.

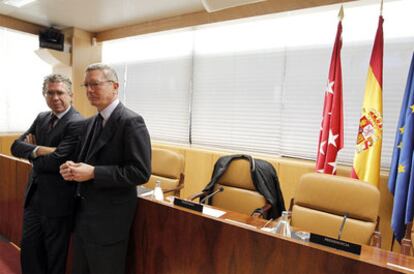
36;112;53;145
44;107;78;145
54;107;75;130
79;117;96;161
85;103;124;162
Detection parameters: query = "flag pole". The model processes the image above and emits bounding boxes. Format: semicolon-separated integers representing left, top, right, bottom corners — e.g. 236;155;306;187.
380;0;383;16
338;5;344;21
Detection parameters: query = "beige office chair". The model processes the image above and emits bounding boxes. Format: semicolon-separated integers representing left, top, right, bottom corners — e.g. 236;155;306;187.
189;157;271;218
290;173;381;246
144;148;185;197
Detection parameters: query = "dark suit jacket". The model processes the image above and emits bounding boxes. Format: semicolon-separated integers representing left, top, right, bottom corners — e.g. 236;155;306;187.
76;102;151;245
11;107;83;217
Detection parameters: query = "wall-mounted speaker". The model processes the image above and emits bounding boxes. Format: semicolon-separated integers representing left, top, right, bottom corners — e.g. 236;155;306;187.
39;27;64;51
201;0;268;12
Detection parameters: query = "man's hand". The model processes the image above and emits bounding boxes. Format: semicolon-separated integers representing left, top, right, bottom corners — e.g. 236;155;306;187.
24;133;36;145
60;161;95;182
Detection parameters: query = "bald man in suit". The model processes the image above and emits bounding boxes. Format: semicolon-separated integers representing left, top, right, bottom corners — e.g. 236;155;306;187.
11;74;83;274
60;63;151;274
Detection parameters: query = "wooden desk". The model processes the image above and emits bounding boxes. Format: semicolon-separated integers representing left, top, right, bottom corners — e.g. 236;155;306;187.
1;154;413;274
0;154;29;246
128;197;414;274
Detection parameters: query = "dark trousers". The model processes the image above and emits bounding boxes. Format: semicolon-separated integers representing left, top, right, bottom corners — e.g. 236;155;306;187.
72;234;128;274
20;190;73;274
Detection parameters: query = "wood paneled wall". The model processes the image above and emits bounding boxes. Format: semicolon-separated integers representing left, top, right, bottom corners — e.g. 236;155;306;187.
0;14;43;35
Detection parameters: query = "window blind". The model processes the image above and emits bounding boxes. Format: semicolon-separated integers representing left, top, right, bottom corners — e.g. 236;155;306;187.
191;50;284;154
0;28;50;132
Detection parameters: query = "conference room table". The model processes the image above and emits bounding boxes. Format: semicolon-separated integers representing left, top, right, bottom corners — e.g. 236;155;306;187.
127;196;414;274
2;154;413;273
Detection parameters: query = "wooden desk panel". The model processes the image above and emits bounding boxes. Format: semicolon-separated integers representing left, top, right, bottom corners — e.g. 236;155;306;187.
0;154;29;245
1;153;413;274
129;198;414;274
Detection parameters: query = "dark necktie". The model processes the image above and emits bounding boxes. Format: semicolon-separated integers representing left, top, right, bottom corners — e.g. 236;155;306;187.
85;114;104;158
77;114;104;198
49;114;58;129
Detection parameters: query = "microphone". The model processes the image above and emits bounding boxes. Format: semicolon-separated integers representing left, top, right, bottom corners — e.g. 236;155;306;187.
200;187;224;204
337;212;348;240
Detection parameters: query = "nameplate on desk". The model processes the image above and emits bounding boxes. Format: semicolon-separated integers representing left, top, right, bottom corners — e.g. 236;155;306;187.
173;198;203;213
309;233;361;255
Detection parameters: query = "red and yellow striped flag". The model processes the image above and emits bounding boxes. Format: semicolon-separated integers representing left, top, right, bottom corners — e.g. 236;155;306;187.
351;15;384;187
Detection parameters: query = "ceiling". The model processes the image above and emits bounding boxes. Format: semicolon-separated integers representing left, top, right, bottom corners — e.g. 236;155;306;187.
0;0;205;32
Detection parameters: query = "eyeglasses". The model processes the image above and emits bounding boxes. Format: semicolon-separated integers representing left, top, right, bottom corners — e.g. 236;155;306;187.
81;80;114;89
43;90;69;98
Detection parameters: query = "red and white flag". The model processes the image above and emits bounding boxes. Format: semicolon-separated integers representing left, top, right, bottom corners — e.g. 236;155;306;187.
315;7;344;175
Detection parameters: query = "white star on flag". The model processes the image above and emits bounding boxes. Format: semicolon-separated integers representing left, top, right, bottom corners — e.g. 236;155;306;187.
328;129;339;147
315;18;343;175
326;81;334;95
328;161;337;173
319;140;326;155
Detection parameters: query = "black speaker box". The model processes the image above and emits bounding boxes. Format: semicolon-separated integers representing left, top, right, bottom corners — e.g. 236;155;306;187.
39;27;64;51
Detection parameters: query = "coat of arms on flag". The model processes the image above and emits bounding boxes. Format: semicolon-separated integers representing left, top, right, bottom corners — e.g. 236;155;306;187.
355;108;383;153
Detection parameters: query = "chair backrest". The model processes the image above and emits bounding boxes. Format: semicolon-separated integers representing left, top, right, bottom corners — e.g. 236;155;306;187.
144;148;185;196
210;158;267;216
291;173;380;245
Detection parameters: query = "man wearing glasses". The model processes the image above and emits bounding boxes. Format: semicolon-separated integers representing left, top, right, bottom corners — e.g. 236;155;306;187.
11;74;83;274
60;63;151;274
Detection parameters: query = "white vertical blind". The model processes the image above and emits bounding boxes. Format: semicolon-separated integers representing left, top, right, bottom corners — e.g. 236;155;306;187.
0;28;50;132
123;58;192;143
103;31;193;143
110;63;126;102
102;0;414;168
191;50;284;153
281;47;330;159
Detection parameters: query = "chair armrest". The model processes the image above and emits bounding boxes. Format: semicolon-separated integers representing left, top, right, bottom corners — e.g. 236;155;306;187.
163;184;184;195
251;203;272;219
401;222;413;255
288;198;294;212
370;216;382;248
187;191;208;202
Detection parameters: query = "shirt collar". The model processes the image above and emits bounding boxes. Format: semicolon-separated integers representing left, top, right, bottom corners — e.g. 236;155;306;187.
54;105;71;119
99;99;120;124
